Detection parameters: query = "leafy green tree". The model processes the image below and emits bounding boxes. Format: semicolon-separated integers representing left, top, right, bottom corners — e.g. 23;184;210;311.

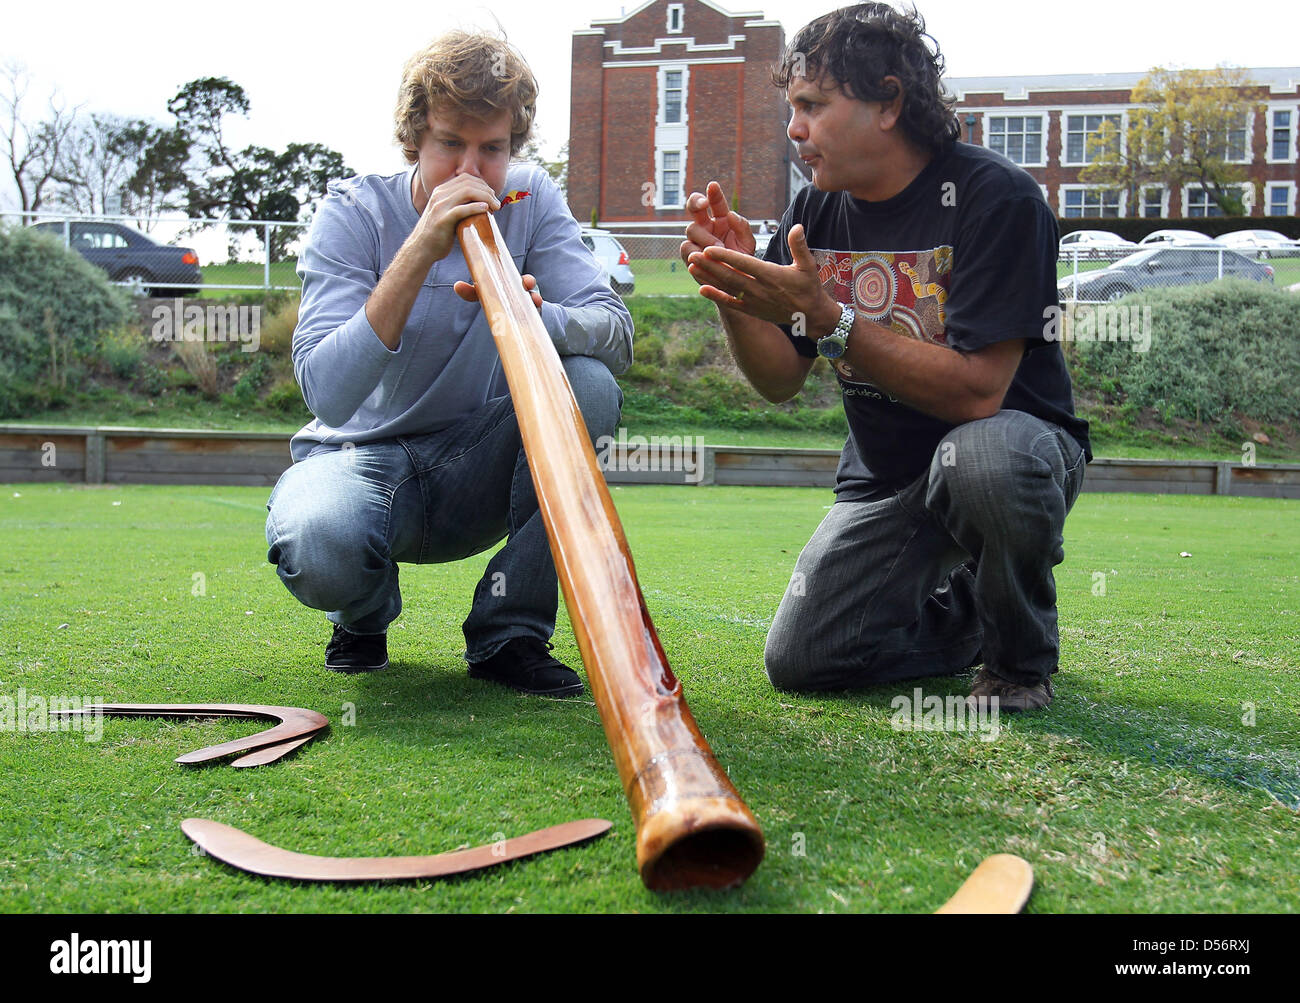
1082;67;1260;216
143;77;351;257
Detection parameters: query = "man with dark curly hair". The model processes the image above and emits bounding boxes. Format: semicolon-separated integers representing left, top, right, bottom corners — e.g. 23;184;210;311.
265;31;630;695
681;3;1090;711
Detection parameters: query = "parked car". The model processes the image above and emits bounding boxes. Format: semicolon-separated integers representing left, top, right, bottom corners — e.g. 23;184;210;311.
1214;229;1299;259
1058;230;1137;260
1137;228;1211;247
579;228;634;295
30;220;201;295
1058;245;1274;301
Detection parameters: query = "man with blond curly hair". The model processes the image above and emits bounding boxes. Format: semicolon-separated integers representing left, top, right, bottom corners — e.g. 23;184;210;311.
265;31;631;696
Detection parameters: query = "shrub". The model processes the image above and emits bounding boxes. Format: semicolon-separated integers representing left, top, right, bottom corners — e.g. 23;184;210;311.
0;224;134;417
256;294;299;357
99;326;147;379
1071;280;1300;430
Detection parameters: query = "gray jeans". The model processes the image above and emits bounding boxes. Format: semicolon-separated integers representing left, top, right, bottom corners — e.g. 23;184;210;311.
764;410;1087;690
265;355;622;662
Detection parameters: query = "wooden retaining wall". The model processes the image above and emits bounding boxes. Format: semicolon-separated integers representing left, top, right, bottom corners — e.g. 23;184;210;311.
1;426;1297;498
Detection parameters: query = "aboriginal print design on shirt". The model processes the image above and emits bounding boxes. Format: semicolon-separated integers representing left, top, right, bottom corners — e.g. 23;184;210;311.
813;246;953;385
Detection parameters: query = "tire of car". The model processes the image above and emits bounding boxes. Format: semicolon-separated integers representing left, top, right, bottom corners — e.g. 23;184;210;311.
115;268;154;298
1103;284;1134;302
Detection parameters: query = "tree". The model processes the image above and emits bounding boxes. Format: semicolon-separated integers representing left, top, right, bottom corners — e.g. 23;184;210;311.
159;78;350;258
0;60;80;216
516;138;568;200
1082;66;1260;216
49;113;144;215
123;123;190;224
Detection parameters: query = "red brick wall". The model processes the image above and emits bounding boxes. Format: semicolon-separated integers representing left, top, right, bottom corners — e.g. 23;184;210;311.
568;32;605;224
568;1;794;224
956;82;1299;218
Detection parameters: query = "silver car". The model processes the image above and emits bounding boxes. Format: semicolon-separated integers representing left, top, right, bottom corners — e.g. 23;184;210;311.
1214;229;1299;259
579;228;635;295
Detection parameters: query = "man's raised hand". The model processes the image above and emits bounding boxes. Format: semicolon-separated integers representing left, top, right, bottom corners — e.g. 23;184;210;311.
679;181;756;269
689;222;839;334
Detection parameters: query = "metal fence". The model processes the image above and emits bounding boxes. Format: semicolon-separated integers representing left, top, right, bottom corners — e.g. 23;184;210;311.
1058;241;1295;303
0;209;307;294
7;207;1291;304
596;230;1297;303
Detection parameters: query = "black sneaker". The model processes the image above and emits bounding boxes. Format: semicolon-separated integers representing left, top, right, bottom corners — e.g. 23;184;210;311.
324;624;389;673
467;637;583;697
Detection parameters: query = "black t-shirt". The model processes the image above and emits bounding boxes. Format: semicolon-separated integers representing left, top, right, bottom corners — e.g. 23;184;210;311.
764;141;1091;499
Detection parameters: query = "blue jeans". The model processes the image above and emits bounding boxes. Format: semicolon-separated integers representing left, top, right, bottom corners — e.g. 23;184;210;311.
265;355;622;662
764;410;1087;690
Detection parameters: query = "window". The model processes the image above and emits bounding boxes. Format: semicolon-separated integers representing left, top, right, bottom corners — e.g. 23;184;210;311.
1141;188;1164;218
1267;183;1295;216
663;70;683;125
661;151;683;208
75;225;130;249
987;115;1043;164
1194;113;1249;163
1062;188;1120;218
666;3;684;33
1271;110;1294;161
1065;113;1122;164
1185;184;1251;217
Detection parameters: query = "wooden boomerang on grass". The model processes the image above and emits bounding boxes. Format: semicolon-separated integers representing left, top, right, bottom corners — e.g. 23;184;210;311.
934;854;1035;913
54;703;329;766
181;817;612;881
455;212;764;891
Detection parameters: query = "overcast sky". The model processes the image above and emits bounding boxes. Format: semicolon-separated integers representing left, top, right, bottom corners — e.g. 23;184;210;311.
2;0;1298;209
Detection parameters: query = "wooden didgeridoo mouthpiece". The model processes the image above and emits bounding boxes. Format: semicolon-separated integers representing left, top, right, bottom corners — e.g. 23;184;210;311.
456;212;764;890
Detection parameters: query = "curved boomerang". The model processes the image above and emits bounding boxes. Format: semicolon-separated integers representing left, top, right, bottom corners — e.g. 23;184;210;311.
181;817;613;881
935;854;1034;913
58;704;329;766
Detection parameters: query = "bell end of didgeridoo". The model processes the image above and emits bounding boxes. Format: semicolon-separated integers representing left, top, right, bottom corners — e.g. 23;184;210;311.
934;853;1034;914
635;797;765;892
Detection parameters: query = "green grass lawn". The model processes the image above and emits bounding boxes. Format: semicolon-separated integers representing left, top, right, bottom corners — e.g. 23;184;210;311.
200;261;300;297
1;485;1296;912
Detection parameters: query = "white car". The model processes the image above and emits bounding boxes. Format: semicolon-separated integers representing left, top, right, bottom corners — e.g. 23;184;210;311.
579;228;635;295
1214;229;1299;259
1058;230;1136;260
1138;228;1212;247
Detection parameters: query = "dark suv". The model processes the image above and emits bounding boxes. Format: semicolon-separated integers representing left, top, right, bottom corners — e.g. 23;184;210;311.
1059;244;1274;302
31;221;202;296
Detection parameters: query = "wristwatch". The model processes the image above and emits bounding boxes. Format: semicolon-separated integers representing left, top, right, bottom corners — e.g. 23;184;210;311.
816;302;855;359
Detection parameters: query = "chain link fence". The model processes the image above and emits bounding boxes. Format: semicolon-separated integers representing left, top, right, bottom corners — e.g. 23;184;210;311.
0;210;307;296
10;209;1291;304
1058;242;1294;303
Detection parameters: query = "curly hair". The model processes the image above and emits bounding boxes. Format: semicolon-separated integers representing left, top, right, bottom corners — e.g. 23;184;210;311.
772;3;959;155
394;30;537;163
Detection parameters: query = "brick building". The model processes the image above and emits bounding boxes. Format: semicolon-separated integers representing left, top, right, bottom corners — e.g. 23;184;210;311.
568;0;807;230
949;69;1300;219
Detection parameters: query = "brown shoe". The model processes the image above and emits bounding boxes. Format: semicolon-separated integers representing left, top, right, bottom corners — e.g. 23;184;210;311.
967;666;1053;713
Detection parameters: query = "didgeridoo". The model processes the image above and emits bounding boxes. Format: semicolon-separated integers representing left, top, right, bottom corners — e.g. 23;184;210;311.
456;213;764;890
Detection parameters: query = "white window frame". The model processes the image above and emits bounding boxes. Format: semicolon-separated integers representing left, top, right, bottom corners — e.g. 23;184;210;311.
1059;107;1127;167
1266;104;1297;164
984;113;1046;167
658;149;685;210
1186;111;1253;166
1138;185;1168;219
666;3;684;34
658;64;688;128
1265;181;1296;217
654;63;689;211
1182;182;1253;218
1058;184;1125;218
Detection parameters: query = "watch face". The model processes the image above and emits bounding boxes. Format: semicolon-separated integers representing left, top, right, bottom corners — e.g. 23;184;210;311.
817;335;846;359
